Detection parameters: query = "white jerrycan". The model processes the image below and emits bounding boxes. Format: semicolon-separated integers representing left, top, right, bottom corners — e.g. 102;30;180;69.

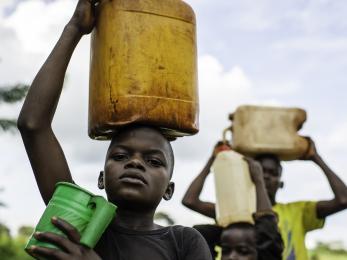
212;150;256;227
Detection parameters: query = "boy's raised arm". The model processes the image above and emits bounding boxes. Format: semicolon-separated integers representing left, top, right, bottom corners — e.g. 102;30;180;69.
18;0;100;205
182;147;217;219
302;138;347;218
246;158;284;260
245;158;272;213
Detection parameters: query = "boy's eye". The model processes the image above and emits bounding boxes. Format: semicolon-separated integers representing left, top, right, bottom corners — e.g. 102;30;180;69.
111;154;128;161
236;246;252;255
221;246;231;254
147;158;163;167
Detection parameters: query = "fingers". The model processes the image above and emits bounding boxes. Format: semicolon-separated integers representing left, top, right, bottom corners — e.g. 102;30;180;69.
33;231;78;253
89;0;101;6
28;245;68;260
244;157;263;182
214;140;224;148
244;157;261;169
52;217;81;243
244;157;258;169
243;156;252;164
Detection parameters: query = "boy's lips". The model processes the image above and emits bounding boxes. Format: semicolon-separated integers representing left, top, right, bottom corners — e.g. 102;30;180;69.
119;171;147;185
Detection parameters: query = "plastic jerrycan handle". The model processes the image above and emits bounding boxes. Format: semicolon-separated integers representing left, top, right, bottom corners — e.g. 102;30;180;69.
222;126;232;144
80;196;117;248
223;113;234;144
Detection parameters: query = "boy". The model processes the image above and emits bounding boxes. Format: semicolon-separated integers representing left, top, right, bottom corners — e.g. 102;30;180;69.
255;138;347;260
189;155;283;260
219;160;283;260
182;140;347;260
18;1;211;259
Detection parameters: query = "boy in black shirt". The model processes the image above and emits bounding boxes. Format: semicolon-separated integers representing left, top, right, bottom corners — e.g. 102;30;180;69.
18;1;211;259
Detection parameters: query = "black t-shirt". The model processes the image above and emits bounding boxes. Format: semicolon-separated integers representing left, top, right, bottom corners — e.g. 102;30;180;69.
94;224;212;260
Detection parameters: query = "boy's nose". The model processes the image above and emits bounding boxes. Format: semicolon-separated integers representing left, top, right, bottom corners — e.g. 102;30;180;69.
227;251;240;260
263;172;270;180
124;157;146;171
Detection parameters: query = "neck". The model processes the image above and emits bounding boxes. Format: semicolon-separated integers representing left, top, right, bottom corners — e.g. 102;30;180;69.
111;207;160;231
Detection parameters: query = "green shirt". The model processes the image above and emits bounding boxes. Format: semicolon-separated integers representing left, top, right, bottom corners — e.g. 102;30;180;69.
273;201;325;260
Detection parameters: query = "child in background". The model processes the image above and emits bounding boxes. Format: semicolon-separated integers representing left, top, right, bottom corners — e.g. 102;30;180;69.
255;138;347;260
183;145;283;259
183;138;347;260
220;158;283;260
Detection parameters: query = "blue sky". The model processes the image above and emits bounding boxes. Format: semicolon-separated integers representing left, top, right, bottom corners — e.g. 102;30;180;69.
1;0;347;248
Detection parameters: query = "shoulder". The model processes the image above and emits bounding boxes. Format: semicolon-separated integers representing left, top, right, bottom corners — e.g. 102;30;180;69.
274;200;317;211
172;226;212;249
170;225;212;259
170;225;205;239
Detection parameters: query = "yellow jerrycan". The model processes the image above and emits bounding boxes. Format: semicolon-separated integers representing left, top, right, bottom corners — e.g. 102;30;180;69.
212;150;256;227
89;0;198;140
230;105;309;161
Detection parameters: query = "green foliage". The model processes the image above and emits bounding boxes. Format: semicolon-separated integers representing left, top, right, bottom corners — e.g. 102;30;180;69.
0;188;5;209
310;241;347;260
0;84;29;104
18;226;34;238
154;211;175;225
0;119;17;132
0;84;29;133
0;223;34;260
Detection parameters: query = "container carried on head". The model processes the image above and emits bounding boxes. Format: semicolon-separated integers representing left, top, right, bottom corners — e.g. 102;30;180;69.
212;150;256;227
89;0;198;140
229;105;309;161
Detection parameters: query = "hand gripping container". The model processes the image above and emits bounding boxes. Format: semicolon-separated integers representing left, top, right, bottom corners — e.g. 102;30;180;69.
89;0;198;140
212;150;256;227
230;105;309;161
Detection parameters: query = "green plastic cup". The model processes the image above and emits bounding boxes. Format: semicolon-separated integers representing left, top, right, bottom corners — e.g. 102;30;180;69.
25;182;116;253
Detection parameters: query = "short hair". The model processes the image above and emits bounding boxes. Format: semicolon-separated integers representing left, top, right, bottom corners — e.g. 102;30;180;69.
109;124;175;178
225;222;255;232
222;222;256;243
254;153;282;174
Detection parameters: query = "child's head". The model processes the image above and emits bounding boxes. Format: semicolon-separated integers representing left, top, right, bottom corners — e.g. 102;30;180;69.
221;222;257;260
98;125;175;211
255;154;283;204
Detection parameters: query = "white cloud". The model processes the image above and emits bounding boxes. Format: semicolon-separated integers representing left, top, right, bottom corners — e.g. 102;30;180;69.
273;37;347;53
326;123;347;151
3;0;75;53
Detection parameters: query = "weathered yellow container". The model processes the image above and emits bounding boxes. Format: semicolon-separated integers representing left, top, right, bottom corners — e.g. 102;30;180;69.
89;0;198;140
213;150;256;226
230;105;309;161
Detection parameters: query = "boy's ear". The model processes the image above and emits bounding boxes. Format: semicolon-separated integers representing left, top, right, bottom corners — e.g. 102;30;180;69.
98;171;105;190
163;182;175;201
279;181;284;189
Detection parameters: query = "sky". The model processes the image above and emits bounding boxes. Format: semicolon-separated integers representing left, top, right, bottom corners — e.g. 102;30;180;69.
1;0;347;249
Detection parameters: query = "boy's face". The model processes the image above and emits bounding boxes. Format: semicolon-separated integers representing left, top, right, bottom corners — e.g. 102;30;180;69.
221;226;257;260
256;156;282;203
101;127;174;211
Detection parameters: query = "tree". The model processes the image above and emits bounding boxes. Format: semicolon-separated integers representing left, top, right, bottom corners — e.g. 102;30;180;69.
154;211;175;226
0;223;33;260
0;84;29;216
310;241;347;260
0;188;5;209
0;84;29;132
